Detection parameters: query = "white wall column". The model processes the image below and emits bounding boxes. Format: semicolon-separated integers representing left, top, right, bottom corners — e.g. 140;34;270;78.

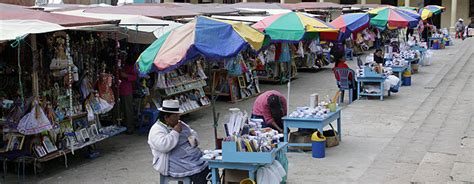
279;0;283;4
361;0;366;4
451;0;457;31
405;0;410;7
319;0;324;2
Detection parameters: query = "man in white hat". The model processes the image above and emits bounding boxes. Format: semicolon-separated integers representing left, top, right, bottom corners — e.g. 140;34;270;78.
148;100;209;183
455;18;465;39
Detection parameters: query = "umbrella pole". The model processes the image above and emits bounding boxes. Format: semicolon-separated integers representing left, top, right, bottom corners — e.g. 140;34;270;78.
207;60;220;149
287;59;291;115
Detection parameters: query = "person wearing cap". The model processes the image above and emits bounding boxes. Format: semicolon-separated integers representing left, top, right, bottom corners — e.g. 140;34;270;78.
455;18;465;39
148;100;209;183
252;90;287;133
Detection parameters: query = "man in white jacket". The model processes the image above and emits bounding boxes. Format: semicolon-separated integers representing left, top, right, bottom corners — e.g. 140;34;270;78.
148;100;209;183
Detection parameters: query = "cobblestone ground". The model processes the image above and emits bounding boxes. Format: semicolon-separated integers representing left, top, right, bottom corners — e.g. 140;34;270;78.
6;38;474;184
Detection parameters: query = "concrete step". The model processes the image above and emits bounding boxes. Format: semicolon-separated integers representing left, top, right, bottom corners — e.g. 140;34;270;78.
356;39;474;183
410;61;474;183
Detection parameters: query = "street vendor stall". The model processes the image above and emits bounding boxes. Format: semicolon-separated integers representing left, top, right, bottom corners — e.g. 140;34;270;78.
0;4;131;176
201;108;288;184
136;16;267;149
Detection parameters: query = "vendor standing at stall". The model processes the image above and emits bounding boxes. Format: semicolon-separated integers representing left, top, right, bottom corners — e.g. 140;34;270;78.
252;90;287;133
148;100;209;184
119;54;137;134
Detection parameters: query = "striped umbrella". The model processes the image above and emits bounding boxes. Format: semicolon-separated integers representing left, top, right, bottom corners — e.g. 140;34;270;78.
330;13;370;40
368;7;419;29
136;16;266;74
252;12;339;41
418;5;445;20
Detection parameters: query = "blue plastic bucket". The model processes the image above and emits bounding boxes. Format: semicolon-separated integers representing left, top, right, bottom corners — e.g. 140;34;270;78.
402;76;411;86
311;131;326;158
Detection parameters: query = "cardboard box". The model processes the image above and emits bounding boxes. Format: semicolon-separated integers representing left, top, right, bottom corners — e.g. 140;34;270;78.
289;131;312;151
224;169;249;184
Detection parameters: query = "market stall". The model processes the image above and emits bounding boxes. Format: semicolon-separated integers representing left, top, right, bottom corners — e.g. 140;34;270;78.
0;4;132;175
136;16;267;148
201;108;288;184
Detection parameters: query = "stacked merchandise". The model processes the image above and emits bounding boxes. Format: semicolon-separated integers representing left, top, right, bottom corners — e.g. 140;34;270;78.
153;59;211;114
205;52;261;103
0;31;125;161
255;43;297;83
294;40;331;70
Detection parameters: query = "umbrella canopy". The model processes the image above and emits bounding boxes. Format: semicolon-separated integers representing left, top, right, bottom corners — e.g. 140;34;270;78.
418;5;445;20
369;7;419;29
252;12;338;41
398;6;418;11
330;13;369;40
369;6;421;20
137;16;266;74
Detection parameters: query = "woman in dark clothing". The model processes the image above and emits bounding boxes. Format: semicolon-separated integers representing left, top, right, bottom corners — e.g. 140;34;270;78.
374;49;384;65
332;50;357;102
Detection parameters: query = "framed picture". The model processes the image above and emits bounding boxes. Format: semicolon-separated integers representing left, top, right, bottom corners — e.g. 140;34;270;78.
34;145;47;158
66;133;78;147
88;124;99;138
237;76;246;88
80;128;90;142
42;136;58;153
75;131;84;143
7;134;25;151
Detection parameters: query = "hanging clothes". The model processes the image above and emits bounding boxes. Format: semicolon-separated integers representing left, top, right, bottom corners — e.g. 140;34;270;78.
278;43;291;63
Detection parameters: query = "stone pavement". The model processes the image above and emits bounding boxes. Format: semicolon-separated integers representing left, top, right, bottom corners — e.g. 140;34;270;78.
10;38;473;184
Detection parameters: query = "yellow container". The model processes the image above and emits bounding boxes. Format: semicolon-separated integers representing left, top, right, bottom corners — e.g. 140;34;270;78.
403;70;411;77
240;178;256;184
311;131;326;141
328;103;336;112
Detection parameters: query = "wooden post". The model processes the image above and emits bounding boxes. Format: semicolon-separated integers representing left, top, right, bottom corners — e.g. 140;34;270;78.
30;34;40;97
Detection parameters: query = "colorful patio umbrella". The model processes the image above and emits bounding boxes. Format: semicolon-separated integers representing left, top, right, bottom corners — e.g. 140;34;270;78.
369;6;421;21
418;5;445;20
330;13;370;40
369;7;419;29
252;12;339;41
398;6;418;11
137;16;266;74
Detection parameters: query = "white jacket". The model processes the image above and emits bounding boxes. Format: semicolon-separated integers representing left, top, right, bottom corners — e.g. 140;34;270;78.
147;120;199;175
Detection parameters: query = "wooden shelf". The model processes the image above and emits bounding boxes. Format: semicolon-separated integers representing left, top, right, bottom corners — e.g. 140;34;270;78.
181;104;211;115
230;92;261;104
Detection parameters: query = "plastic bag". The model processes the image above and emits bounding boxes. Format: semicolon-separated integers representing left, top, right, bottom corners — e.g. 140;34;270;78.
297;42;305;57
49;59;68;70
17;102;53;135
424;50;433;66
85;102;95;121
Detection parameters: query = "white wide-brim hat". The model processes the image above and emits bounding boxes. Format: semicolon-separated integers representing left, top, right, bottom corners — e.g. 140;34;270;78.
158;100;183;113
459;18;464;22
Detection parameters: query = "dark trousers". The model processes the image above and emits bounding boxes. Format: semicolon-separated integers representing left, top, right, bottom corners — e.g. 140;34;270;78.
120;95;134;132
189;167;210;184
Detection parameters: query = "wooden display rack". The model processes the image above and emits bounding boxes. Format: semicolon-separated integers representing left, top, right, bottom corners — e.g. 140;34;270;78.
205;69;261;103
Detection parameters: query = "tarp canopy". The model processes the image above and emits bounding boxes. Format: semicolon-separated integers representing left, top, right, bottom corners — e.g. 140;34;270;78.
0;3;118;27
84;4;199;19
54;10;182;44
0;20;66;41
282;2;348;10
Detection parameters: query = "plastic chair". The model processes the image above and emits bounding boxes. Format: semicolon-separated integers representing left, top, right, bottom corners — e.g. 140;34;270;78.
138;108;159;134
160;174;191;184
334;68;355;104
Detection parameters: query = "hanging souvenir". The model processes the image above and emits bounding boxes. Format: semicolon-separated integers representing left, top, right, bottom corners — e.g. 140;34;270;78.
17;100;53;135
97;73;115;105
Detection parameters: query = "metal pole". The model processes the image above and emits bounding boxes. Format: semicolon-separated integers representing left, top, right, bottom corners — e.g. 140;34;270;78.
207;60;219;149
